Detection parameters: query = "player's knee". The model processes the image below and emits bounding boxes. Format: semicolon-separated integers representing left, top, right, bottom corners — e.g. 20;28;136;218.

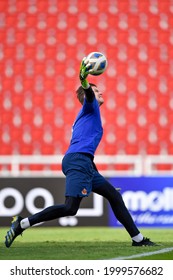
105;185;123;201
107;187;124;204
65;205;78;216
70;208;78;216
114;188;123;201
64;197;81;216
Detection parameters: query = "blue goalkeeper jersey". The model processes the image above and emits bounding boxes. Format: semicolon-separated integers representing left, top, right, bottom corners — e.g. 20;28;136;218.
65;96;103;156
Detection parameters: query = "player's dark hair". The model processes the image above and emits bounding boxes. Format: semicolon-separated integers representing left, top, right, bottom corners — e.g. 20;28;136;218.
76;83;96;104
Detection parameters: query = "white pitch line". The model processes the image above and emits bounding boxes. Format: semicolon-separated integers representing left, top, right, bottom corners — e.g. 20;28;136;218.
111;247;173;260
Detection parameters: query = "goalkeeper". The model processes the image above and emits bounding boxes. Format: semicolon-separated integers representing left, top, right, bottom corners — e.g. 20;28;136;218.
5;58;156;247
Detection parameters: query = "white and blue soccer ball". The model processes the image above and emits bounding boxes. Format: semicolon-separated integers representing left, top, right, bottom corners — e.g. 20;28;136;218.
85;52;108;76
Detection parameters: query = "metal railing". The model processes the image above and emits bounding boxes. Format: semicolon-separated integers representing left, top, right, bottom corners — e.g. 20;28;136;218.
0;154;173;177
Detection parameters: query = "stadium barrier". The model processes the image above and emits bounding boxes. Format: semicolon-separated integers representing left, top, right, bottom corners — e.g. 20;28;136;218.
1;155;173;227
0;155;173;177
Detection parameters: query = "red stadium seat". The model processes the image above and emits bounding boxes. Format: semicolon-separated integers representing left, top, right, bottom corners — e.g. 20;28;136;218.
0;0;173;163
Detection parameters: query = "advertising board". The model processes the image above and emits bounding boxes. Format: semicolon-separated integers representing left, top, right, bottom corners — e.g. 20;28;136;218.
1;176;173;227
109;177;173;227
0;177;107;226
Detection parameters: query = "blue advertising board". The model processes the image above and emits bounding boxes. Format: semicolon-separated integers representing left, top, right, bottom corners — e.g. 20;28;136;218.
108;177;173;228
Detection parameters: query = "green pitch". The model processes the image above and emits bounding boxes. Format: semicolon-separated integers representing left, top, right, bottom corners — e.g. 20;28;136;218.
0;227;173;260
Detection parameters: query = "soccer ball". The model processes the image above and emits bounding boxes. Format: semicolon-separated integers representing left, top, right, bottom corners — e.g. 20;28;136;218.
85;52;108;76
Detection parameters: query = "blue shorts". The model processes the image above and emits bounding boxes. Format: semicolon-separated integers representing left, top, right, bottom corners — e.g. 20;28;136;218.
62;153;107;197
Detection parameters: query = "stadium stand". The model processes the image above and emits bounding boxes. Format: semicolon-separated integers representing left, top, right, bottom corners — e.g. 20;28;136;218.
0;0;173;175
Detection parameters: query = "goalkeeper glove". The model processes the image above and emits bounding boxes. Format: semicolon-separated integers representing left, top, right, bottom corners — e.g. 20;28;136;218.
79;57;91;89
